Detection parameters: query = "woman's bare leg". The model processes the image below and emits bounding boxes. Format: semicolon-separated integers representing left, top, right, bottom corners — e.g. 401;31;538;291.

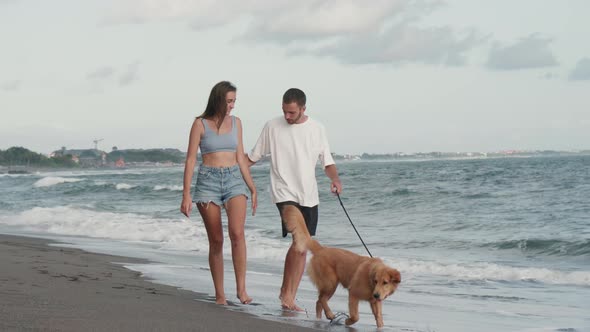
198;202;226;305
225;195;252;304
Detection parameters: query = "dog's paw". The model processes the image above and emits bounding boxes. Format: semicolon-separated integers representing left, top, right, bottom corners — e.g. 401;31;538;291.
345;316;358;326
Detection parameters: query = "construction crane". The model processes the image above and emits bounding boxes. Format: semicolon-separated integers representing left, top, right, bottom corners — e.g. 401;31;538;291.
93;138;104;150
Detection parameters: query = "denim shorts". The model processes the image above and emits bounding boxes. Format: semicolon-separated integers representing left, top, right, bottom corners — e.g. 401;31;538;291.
193;164;249;207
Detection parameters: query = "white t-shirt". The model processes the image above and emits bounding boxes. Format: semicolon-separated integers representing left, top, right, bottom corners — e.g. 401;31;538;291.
248;116;335;207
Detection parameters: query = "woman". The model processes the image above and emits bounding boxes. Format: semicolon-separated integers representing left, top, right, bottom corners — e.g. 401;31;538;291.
180;81;257;305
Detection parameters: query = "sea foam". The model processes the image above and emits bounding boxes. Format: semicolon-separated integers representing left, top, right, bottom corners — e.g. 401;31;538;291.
33;176;84;188
0;206;288;260
391;258;590;286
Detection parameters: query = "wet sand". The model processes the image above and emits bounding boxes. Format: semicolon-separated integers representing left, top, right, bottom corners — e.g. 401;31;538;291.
0;234;319;331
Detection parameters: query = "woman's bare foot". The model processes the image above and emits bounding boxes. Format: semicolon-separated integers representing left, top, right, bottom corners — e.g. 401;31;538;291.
281;302;304;311
237;292;253;304
215;296;228;305
279;295;304;311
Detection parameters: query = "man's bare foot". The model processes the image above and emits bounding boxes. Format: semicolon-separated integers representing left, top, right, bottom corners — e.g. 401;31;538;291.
237;292;253;304
215;296;228;305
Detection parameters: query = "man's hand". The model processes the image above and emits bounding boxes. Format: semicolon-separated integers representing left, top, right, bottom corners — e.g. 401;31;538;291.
325;164;342;194
331;179;342;194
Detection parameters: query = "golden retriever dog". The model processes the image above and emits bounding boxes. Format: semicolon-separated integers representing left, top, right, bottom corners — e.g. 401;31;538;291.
281;205;401;328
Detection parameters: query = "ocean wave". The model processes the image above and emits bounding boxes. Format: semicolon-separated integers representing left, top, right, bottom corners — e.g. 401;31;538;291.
0;173;36;178
391;258;590;286
0;206;192;244
461;192;493;199
113;183;184;192
0;206;288;261
115;183;136;190
35;169;167;178
407;289;527;302
390;188;412;196
153;185;183;191
483;238;590;256
33;176;85;188
45;181;182;193
60;181;183;192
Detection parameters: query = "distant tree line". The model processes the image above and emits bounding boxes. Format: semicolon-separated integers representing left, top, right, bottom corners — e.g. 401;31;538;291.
107;148;185;163
0;147;78;167
1;146;186;168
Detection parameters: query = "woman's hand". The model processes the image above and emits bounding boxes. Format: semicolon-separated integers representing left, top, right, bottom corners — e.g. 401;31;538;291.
250;190;257;216
180;195;193;217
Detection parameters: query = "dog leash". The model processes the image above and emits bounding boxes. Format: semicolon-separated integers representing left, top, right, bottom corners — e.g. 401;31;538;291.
335;192;373;258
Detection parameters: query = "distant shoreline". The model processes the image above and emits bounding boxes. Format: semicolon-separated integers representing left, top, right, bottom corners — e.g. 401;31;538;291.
2;151;588;174
0;163;184;174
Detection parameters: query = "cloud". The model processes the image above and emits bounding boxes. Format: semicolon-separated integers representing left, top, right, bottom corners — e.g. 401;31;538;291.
86;62;140;88
239;1;483;66
87;66;116;80
106;0;482;66
296;24;483;66
569;57;590;81
105;0;277;26
236;1;484;66
487;34;558;70
119;61;140;86
1;80;20;91
106;0;406;29
240;0;411;40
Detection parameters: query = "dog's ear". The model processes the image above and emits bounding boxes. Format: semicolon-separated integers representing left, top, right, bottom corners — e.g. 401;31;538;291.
389;268;401;284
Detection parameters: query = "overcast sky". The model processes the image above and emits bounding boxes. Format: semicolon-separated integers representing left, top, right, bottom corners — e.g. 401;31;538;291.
1;0;589;155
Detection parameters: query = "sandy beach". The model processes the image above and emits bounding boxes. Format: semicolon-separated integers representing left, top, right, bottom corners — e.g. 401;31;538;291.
0;234;319;332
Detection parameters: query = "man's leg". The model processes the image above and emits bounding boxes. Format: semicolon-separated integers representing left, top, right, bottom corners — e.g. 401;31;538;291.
280;243;307;311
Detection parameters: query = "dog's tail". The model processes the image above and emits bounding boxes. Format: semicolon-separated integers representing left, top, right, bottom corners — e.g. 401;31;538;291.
281;205;322;254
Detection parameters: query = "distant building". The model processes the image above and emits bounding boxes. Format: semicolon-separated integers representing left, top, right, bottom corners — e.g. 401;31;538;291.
52;148;104;167
115;157;125;168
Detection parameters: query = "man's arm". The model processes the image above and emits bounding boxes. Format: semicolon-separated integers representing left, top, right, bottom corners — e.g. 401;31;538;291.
324;164;342;194
247;122;270;167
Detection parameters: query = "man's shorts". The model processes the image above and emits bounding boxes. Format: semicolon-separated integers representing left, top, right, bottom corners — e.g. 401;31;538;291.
193;164;249;207
276;201;318;238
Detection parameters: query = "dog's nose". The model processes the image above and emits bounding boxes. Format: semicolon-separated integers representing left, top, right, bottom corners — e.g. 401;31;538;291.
373;293;380;299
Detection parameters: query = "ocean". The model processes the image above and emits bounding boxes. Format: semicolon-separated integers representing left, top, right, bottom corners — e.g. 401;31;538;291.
1;155;588;332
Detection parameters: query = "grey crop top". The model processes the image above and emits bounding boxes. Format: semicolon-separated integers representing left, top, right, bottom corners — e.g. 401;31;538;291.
199;116;238;155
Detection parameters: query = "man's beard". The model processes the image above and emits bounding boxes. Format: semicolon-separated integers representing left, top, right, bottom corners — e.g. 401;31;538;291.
287;111;302;124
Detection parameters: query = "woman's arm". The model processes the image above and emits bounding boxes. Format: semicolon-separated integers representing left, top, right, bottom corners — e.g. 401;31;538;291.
181;118;203;217
235;117;257;215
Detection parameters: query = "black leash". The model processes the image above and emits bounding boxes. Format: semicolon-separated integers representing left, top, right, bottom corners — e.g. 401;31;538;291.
335;192;373;258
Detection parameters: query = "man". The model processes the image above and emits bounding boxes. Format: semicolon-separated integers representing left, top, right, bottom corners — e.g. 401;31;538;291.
247;88;342;311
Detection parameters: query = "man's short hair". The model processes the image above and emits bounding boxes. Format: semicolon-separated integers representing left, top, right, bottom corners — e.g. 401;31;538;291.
282;88;306;107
